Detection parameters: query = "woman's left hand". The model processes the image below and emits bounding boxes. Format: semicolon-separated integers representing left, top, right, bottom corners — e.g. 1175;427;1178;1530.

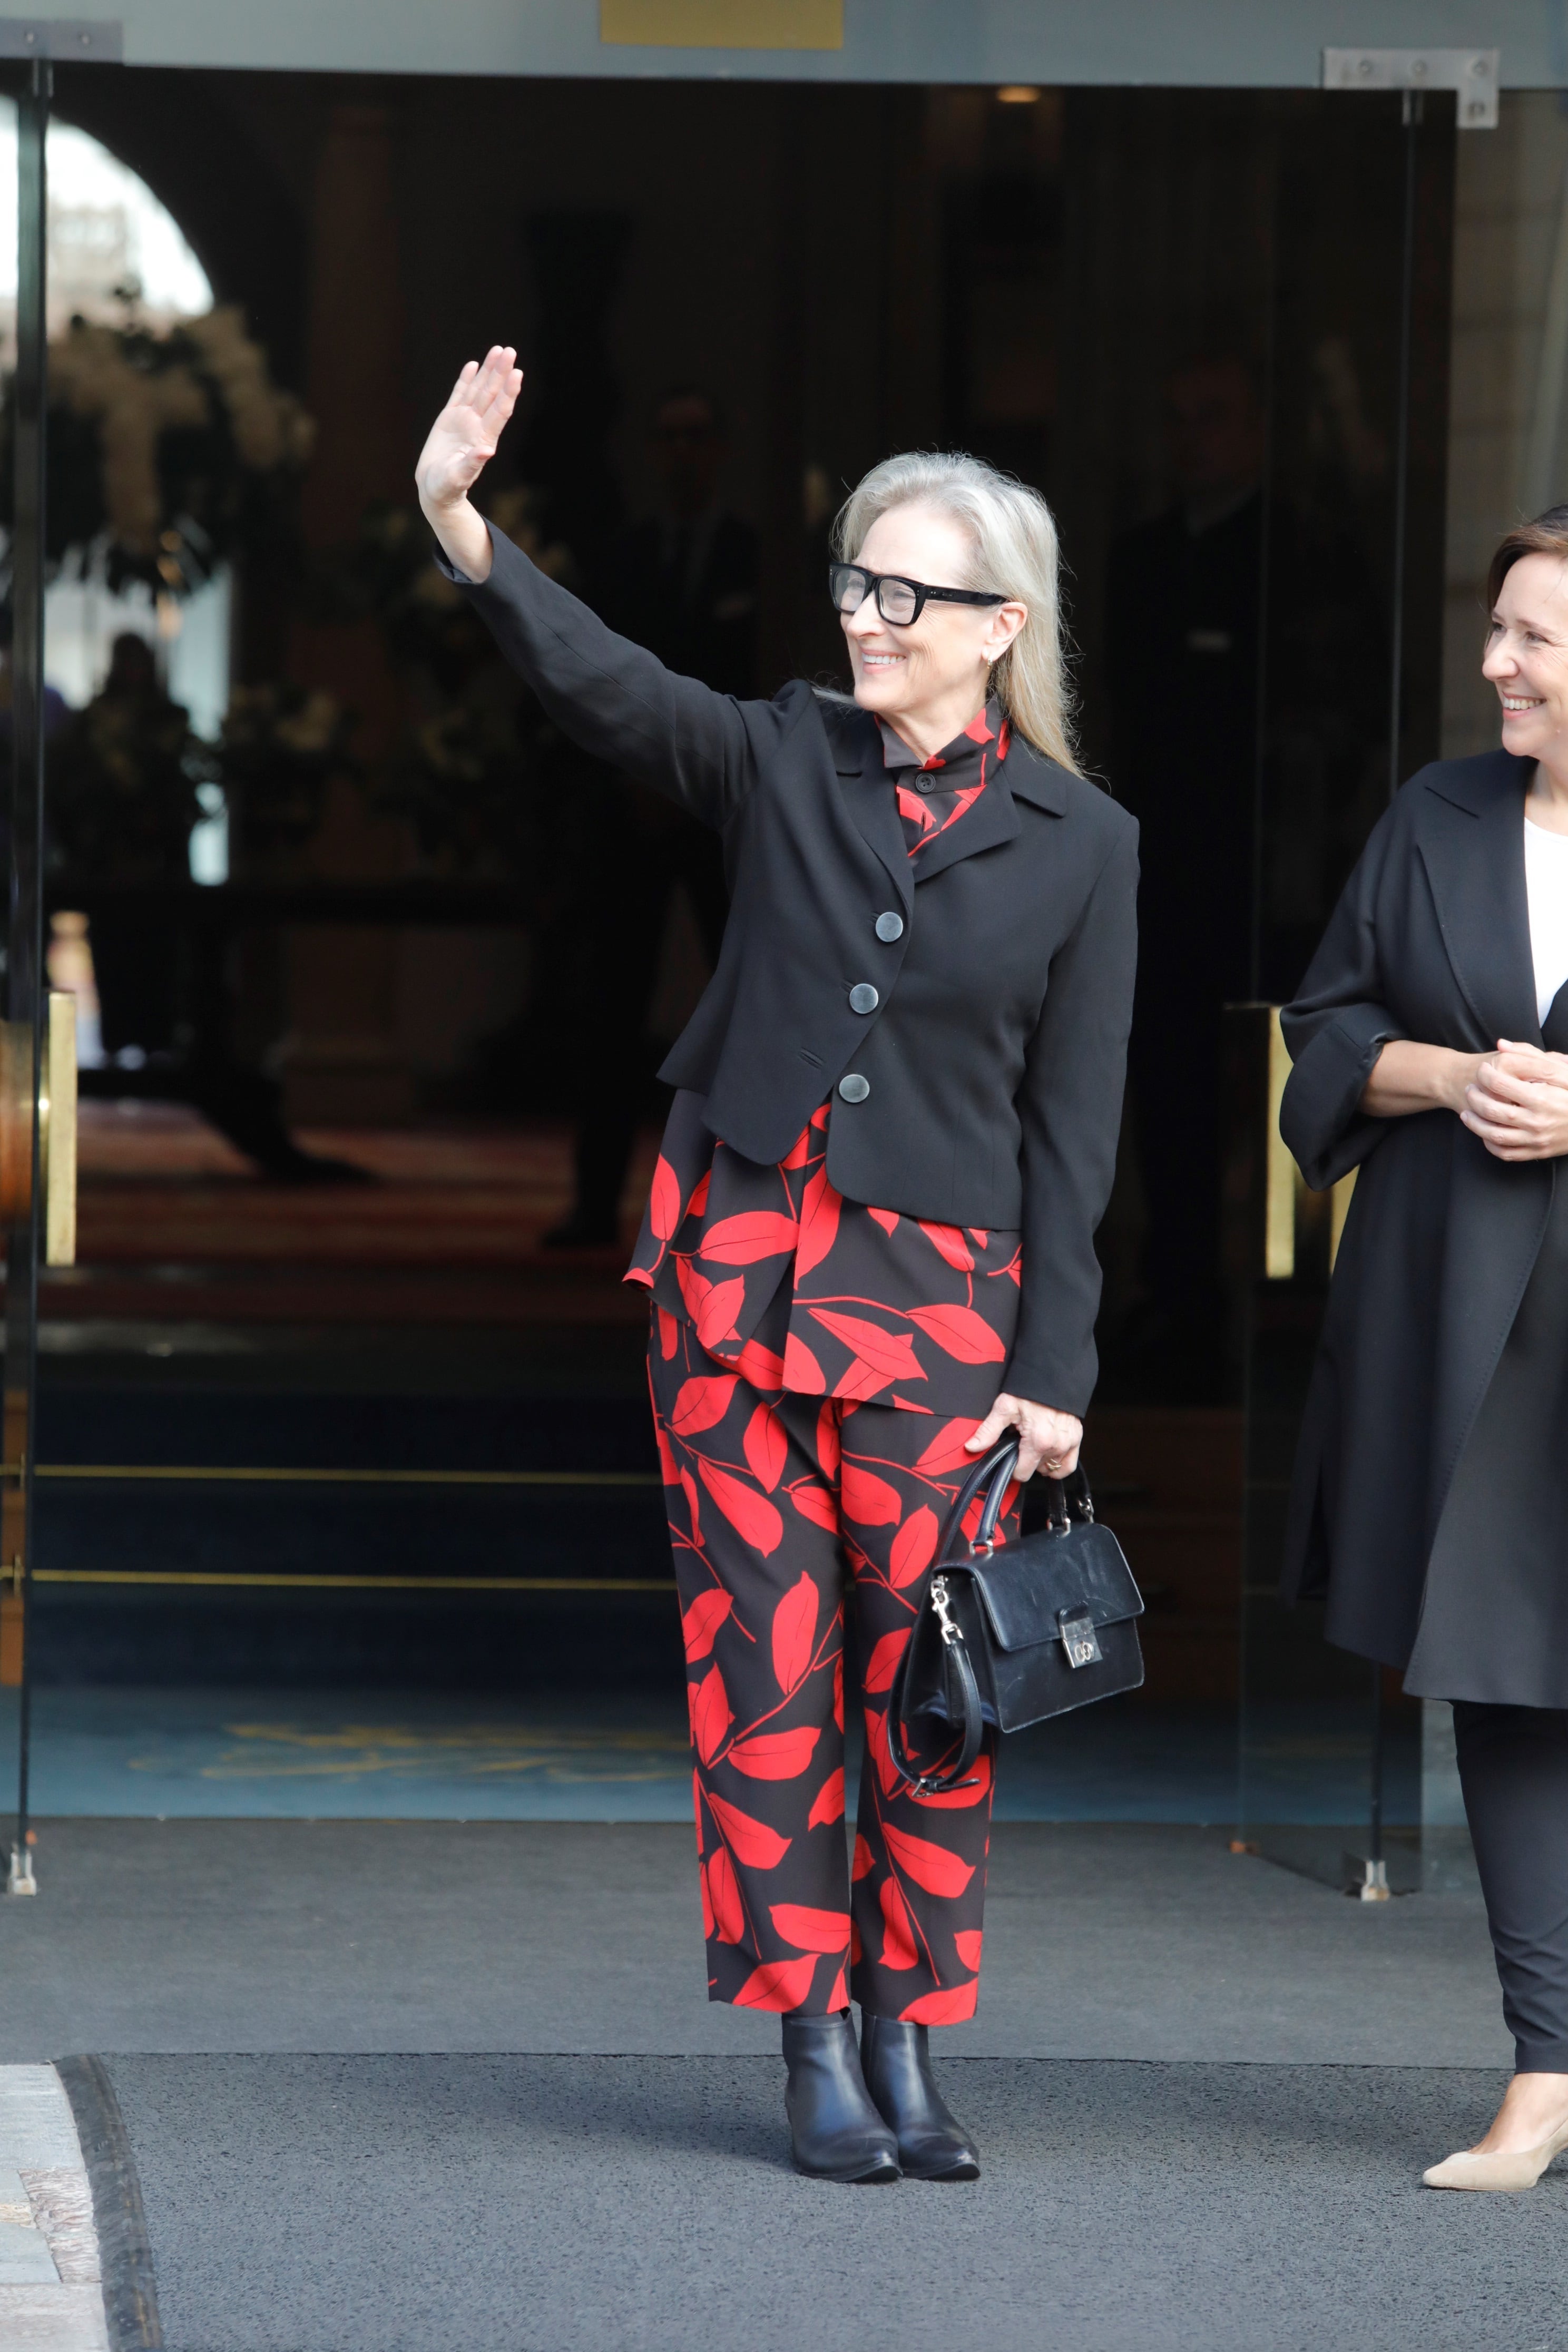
965;1393;1083;1482
1462;1040;1568;1160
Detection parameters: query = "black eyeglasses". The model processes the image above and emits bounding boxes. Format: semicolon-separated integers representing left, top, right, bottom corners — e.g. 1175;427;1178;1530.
828;561;1008;628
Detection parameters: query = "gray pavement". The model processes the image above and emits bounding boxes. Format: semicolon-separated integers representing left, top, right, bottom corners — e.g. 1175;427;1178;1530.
0;1819;1533;2352
0;1818;1512;2065
101;2052;1550;2352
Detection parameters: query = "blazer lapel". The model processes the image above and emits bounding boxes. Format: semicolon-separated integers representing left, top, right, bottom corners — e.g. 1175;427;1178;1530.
1416;752;1540;1047
909;775;1021;884
831;714;914;920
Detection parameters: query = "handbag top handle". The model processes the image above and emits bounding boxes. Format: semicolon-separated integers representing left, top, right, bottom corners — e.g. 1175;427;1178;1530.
935;1442;1097;1563
935;1437;1018;1563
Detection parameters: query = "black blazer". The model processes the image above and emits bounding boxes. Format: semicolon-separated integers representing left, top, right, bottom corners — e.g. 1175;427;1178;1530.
449;525;1139;1415
1279;749;1556;1672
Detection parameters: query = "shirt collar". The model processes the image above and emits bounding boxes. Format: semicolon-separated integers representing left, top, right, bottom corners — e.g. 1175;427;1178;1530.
876;697;1010;775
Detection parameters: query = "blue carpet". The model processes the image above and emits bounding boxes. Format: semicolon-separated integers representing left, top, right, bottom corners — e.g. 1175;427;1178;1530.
0;1688;1417;1824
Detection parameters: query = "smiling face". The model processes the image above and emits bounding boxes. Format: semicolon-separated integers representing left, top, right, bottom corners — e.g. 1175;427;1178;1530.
1483;552;1568;775
841;503;1026;758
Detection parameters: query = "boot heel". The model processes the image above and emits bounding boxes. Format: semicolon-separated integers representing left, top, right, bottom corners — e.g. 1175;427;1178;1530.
861;2014;979;2181
782;2013;900;2183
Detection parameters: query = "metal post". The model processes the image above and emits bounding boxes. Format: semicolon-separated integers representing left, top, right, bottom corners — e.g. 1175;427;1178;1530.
1387;90;1421;806
6;55;48;1898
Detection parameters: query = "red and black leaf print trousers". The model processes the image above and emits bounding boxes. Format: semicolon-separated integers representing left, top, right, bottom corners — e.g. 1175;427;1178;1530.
648;1314;1021;2024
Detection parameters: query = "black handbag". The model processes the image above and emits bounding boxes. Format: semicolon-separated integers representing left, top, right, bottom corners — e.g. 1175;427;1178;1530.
887;1437;1145;1795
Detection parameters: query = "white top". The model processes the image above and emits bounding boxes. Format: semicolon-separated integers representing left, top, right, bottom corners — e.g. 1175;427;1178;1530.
1524;812;1568;1025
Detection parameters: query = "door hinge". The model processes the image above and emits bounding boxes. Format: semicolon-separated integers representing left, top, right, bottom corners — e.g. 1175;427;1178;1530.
1323;48;1499;129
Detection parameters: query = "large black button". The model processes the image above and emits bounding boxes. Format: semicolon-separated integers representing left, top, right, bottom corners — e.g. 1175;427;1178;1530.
838;1073;870;1104
849;984;879;1015
875;911;904;942
916;777;935;793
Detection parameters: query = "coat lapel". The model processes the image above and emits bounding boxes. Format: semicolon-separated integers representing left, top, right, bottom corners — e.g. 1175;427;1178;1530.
909;776;1021;883
830;711;914;920
829;711;1067;898
1416;752;1540;1047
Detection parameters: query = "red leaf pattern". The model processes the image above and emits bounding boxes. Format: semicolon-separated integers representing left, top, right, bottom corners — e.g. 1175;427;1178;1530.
708;1847;746;1944
697;1458;783;1556
808;1309;925;1384
639;700;1027;2015
681;1588;733;1662
771;1570;819;1693
795;1163;843;1277
742;1401;789;1492
899;1983;978;2025
788;1478;838;1532
879;1877;919;1970
706;1792;791;1868
770;1903;851;1953
669;1374;738;1437
914;1417;984;1475
734;1336;785;1390
732;1955;819;2012
728;1727;821;1780
649;1153;681;1241
807;1767;846;1827
883;1822;975;1897
918;1219;974;1271
689;1663;732;1766
904;1303;1008;1364
888;1504;939;1589
840;1463;903;1527
695;1275;746;1354
863;1628;909;1693
699;1210;799;1265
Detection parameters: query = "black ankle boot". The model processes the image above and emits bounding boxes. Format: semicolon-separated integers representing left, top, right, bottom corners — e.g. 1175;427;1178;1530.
860;2014;980;2181
781;2012;900;2182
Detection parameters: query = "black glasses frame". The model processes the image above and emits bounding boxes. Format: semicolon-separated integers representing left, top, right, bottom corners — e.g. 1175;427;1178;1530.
828;562;1008;627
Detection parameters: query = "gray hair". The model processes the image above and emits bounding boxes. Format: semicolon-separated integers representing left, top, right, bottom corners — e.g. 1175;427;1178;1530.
831;450;1079;774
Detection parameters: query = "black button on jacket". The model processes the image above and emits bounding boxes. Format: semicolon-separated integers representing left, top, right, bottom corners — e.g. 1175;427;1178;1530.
449;525;1139;1414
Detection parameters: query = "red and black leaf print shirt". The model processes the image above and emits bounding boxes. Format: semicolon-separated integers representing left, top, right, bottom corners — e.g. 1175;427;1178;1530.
628;699;1023;1416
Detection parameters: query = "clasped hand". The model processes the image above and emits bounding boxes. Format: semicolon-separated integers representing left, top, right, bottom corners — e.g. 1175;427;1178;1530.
965;1393;1082;1483
1460;1040;1568;1160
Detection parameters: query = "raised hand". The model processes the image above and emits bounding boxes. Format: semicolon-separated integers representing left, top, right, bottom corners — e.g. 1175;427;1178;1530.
415;345;523;581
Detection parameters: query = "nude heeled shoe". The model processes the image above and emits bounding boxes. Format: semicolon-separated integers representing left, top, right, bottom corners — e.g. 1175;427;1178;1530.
1424;2116;1568;2191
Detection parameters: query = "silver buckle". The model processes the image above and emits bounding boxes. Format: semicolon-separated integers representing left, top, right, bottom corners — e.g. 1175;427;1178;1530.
1059;1607;1102;1669
930;1572;961;1645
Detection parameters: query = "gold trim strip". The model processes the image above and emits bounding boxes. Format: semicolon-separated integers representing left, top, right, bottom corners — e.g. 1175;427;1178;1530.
601;0;841;47
33;1466;661;1487
33;1570;673;1591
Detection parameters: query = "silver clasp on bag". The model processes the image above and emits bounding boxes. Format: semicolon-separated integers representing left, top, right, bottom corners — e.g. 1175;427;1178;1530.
1058;1606;1102;1669
930;1572;961;1644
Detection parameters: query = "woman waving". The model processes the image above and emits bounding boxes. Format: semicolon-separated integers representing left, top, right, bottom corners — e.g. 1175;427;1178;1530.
417;349;1138;2184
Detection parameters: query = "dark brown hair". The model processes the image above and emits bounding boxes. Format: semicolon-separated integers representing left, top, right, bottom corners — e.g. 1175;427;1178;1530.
1487;505;1568;610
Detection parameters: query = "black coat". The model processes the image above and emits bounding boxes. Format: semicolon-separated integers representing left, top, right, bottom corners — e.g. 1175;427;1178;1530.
1279;748;1561;1674
451;525;1139;1416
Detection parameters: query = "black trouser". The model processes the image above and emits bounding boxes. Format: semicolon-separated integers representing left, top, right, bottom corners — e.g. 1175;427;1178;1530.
1454;1703;1568;2073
